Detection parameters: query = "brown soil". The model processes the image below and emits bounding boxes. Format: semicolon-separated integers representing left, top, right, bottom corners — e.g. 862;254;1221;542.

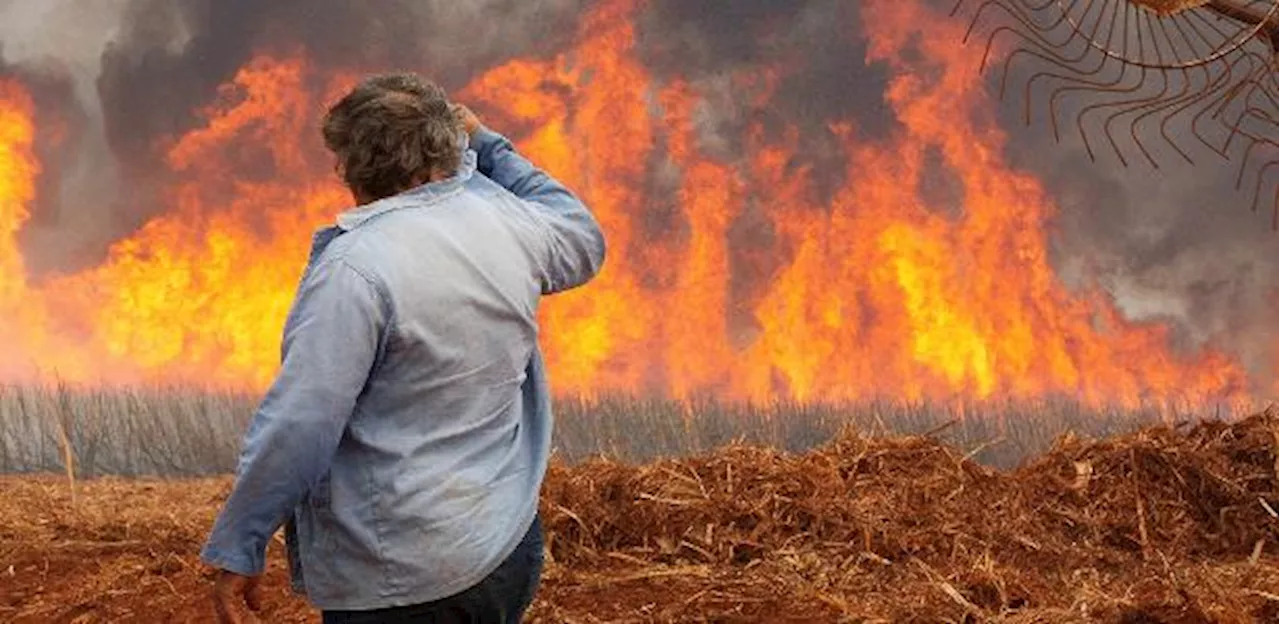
2;409;1276;623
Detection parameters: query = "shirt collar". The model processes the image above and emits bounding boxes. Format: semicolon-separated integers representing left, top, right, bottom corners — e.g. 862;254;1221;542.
335;133;476;231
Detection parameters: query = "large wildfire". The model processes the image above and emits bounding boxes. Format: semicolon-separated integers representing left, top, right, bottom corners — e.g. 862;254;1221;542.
0;0;1264;406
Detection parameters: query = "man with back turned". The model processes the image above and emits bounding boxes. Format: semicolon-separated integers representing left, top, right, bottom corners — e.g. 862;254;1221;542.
199;72;606;623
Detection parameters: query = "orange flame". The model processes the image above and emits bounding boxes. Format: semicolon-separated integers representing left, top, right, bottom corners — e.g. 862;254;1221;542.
0;80;36;305
0;0;1258;407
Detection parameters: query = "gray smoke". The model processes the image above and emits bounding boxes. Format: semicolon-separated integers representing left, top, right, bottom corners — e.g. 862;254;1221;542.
0;0;126;272
95;0;585;171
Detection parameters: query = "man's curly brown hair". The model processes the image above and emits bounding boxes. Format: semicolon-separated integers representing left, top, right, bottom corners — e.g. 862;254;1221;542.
322;73;462;203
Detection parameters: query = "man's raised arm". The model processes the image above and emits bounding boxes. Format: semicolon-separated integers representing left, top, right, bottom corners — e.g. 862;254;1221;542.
456;105;606;294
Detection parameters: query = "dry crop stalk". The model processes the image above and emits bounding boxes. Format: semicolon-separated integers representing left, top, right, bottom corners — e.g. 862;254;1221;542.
951;0;1280;226
55;419;76;508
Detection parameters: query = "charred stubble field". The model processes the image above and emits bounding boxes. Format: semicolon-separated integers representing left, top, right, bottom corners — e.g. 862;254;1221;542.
0;387;1276;623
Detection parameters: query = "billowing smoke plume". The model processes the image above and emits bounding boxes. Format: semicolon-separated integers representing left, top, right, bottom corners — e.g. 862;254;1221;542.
0;0;1274;381
0;0;123;273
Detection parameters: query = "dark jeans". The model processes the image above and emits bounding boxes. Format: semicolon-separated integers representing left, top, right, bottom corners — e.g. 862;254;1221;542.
322;515;544;624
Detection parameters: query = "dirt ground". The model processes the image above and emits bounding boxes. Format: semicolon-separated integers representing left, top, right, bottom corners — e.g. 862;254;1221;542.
2;410;1276;623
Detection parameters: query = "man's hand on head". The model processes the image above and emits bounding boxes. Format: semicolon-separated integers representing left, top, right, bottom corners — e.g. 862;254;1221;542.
213;569;264;624
452;103;482;138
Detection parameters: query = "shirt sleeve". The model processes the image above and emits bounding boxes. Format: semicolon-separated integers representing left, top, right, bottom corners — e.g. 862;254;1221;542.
470;127;607;294
200;257;388;576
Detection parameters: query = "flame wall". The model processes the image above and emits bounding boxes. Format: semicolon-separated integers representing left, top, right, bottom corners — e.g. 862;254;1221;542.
0;0;1269;406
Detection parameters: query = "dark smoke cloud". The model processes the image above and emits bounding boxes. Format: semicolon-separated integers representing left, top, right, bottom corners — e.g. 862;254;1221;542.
97;0;588;163
637;1;895;153
97;0;578;173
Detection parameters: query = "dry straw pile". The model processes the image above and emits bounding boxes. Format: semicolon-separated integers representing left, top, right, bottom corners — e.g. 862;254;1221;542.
2;408;1276;622
535;407;1278;621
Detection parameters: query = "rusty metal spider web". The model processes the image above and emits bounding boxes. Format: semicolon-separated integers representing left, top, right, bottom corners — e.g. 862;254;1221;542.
951;0;1279;227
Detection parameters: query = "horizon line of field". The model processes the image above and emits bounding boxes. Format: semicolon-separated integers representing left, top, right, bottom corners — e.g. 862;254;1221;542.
0;379;1267;411
0;381;1269;478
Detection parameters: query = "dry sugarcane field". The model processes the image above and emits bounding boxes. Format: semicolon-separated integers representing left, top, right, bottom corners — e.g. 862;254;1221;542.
0;386;1275;623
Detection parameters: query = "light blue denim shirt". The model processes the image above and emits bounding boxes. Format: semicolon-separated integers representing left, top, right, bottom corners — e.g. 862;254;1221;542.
200;127;605;610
